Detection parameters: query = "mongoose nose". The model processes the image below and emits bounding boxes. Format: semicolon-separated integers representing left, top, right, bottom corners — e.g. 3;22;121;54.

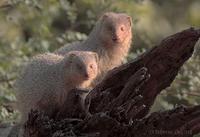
85;73;89;79
112;37;118;42
112;36;119;42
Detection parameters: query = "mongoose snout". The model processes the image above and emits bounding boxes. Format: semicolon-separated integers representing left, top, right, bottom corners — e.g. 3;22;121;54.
112;24;126;43
84;63;97;80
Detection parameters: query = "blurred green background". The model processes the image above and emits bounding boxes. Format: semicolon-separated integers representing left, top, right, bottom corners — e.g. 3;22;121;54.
0;0;199;126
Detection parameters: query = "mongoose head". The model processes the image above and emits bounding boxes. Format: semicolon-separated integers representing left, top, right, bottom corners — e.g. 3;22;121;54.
64;51;98;85
99;12;132;48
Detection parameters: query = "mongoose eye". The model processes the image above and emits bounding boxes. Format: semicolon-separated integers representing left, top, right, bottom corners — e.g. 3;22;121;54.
89;64;93;69
107;25;113;31
76;64;82;70
120;26;124;31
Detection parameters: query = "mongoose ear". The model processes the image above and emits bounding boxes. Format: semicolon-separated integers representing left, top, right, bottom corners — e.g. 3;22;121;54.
127;16;132;26
67;52;77;63
100;12;109;21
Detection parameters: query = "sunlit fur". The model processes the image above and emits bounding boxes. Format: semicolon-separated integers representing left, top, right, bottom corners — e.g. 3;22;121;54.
15;51;98;123
55;12;132;85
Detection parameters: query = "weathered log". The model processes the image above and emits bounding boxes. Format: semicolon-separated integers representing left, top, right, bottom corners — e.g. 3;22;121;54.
24;28;200;137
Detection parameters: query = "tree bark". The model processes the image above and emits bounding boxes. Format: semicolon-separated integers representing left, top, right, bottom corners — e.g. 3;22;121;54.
24;28;200;137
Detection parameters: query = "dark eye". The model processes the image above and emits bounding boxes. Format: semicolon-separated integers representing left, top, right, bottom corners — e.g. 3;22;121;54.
107;25;113;31
89;64;93;69
76;64;82;70
121;26;124;31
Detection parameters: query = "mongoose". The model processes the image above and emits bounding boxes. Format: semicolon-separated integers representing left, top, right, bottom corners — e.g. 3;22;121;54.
15;51;98;123
55;12;132;85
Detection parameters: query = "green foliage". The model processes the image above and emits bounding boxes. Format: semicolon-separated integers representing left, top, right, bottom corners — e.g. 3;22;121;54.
0;0;199;123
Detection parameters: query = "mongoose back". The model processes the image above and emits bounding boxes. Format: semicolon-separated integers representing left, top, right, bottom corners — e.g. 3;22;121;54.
15;51;98;123
55;12;132;85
